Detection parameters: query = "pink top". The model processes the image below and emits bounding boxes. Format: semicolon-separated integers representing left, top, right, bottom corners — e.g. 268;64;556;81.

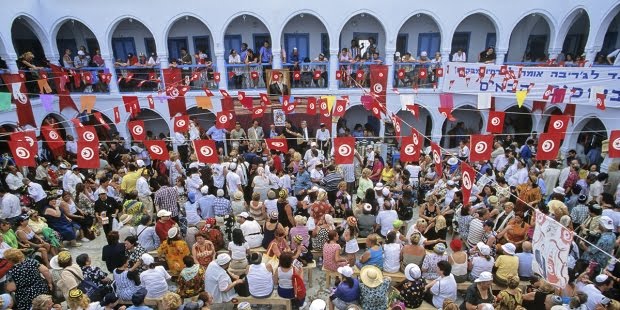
322;242;346;272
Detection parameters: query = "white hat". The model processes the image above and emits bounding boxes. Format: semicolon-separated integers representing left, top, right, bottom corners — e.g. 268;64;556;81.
478;243;491;256
229;163;237;171
553;186;565;195
97;188;107;195
600;215;614;230
167;227;179;239
141;253;154;265
337;265;354;278
374;182;384;191
501;243;516;255
49;255;62;270
59;164;68;169
381;188;390;196
216;253;231;265
420;51;428;57
200;185;209;194
404;263;421;281
475;271;493;282
71;165;79;170
217;189;224;197
238;212;249;218
363;203;373;212
311;142;317;147
136;160;145;167
447;180;455;186
595;274;610;284
308;299;327;310
157;209;172;217
447;157;459;166
77;50;85;56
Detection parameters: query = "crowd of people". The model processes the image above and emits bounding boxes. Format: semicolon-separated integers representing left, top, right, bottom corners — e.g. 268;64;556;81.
0;115;618;310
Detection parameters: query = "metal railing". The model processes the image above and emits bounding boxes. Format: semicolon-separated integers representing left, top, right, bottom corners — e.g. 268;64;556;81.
282;62;329;89
17;67;112;94
392;62;441;88
115;64;218;93
225;63;267;90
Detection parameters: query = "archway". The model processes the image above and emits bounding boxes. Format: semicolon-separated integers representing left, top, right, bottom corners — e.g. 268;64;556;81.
55;19;100;65
166;16;214;62
575;117;607;167
396;108;433;139
598;9;620;61
507;14;552;62
110;18;156;62
505;105;534;144
560;10;590;58
132;109;169;140
187;107;216;134
441;105;483;148
396;13;442;58
451;13;499;62
339;13;387;58
82;109;118;141
541;106;563;132
342;105;378;137
0;124;17;155
11;16;47;66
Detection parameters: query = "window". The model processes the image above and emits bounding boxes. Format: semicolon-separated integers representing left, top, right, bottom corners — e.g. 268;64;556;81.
417;33;440;57
525;35;547;61
486;33;496;49
353;32;378;56
56;39;77;56
321;33;330;57
85;38;100;55
562;34;585;57
284;33;309;61
602;32;618;55
193;36;211;57
451;32;470;56
396;34;408;54
144;38;156;57
253;34;271;55
167;37;188;62
224;35;242;55
111;37;136;61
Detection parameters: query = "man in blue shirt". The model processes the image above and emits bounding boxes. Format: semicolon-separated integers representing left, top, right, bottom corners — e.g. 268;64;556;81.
520;139;533;166
198;185;215;219
127;288;152;310
515;241;533;280
207;125;227;150
293;165;312;197
239;43;248;63
259;41;272;64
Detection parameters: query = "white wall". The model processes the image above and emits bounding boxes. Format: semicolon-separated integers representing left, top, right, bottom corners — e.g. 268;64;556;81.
506;16;550;62
224;15;270;49
397;14;441;57
112;20;155;57
339;15;386;53
280;15;327;60
453;14;496;62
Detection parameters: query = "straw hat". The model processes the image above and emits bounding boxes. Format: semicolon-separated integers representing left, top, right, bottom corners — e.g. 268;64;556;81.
119;214;133;225
360;265;384;288
233;191;243;200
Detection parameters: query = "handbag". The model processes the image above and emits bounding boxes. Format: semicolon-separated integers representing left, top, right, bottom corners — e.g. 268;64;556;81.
67;270;104;301
261;242;280;270
292;268;306;300
0;259;13;278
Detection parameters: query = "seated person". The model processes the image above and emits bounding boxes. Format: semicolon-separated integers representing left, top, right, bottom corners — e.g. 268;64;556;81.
396;263;426;309
358;234;383;270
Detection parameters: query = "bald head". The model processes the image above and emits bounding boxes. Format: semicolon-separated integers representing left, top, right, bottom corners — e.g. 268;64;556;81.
522;241;532;253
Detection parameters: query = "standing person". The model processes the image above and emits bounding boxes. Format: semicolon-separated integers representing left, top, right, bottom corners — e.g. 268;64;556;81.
94;189;121;236
315;123;331;158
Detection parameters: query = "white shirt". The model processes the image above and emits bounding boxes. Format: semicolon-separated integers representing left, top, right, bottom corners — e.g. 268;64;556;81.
228;241;249;260
509;167;529;187
341;164;355;183
27;182;47;202
189;123;200;141
1;193;21;219
376;210;398;236
493;155;508;172
576;281;605;310
301;127;310;142
543;168;561;196
205;261;237;303
458;145;470;158
5;173;24;191
383;243;402;273
64;172;84;195
315;129;330;142
66;141;77;154
173;132;186;147
310;168;324;182
226;171;242;195
136;176;151;198
186;174;203;195
247;126;264;142
559;167;571;191
140;266;171;298
607;49;620;66
452;52;467;62
430;274;457;308
240;220;263;248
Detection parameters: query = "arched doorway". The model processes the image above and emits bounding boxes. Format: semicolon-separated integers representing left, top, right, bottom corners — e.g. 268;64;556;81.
396;13;442;59
575;117;607;167
0;124;17;155
132;109;169;140
396;108;433;138
451;13;499;62
187;107;216;134
597;7;620;62
541;106;563;131
54;19;100;65
507;14;553;62
11;16;47;66
441;105;483;148
110;18;157;91
560;10;590;58
505;105;534;144
82;109;118;140
342;105;378;136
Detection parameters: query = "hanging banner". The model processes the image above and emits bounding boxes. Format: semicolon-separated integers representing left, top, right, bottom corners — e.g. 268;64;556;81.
531;210;572;288
441;62;620;105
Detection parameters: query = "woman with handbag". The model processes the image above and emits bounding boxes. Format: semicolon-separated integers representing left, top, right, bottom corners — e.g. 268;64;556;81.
50;251;84;301
274;252;304;307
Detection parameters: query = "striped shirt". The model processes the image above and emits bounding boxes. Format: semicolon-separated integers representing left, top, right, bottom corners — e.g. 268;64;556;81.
340;164;355;183
322;171;343;192
154;186;179;217
466;218;484;249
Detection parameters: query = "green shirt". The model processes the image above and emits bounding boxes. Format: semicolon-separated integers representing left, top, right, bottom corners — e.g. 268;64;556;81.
3;229;18;248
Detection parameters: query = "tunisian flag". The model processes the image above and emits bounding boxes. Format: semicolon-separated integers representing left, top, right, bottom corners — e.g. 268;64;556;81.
93;112;111;130
193;140;219;163
48;64;79;112
537;133;561;160
307;97;317;115
486;111;505;133
334;137;355;164
470;135;494;162
370;65;388;104
173;115;190;133
76;126;99;143
144;140;169;160
547;115;570;135
41;125;64;156
9;140;36;167
431;142;443;178
128;120;146;141
461;162;475;204
400;130;422;163
11;130;37;157
609;130;620;158
0;73;37;127
265;138;288;153
77;142;99;168
332;99;347;118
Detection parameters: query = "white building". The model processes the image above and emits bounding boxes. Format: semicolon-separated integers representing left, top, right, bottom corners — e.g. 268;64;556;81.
0;1;619;170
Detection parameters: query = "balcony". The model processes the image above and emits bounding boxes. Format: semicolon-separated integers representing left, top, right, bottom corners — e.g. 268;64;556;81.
114;64;218;93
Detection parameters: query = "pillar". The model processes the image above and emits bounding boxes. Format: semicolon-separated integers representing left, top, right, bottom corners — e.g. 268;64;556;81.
495;48;508;65
102;55;119;94
272;50;282;69
5;54;19;73
158;54;170;69
328;48;339;90
214;49;228;90
584;46;600;65
385;47;396;89
548;48;562;61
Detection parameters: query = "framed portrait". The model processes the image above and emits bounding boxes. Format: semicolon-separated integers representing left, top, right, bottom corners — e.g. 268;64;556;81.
266;69;291;96
273;109;286;127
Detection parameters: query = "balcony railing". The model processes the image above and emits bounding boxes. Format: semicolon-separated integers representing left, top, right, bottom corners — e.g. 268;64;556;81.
225;63;267;90
115;64;218;93
15;67;112;95
282;62;328;89
392;62;441;89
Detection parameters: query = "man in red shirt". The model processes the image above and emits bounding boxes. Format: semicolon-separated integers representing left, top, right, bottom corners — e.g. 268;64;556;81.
271;149;283;173
154;209;177;242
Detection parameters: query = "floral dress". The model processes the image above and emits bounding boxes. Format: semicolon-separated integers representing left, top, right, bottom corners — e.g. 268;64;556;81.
398;278;426;309
126;245;147;272
193;242;215;268
360;278;390;310
177;265;206;298
123;199;146;226
9;258;50;310
496;288;523;310
311;227;329;251
158;240;191;275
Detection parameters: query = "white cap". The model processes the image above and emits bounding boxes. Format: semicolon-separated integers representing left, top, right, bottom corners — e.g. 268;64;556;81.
374;183;384;191
216;253;231;265
308;299;327;310
475;271;493;282
238;212;249;218
217;189;224;197
71;165;79;170
59;164;68;169
600;216;614;230
141;253;154;265
381;188;390;196
157;209;172;217
311;142;317;147
229;163;237;171
501;243;516;255
553;186;565;195
404;263;421;281
595;274;610;284
420;51;428;57
136;160;145;167
200;185;209;194
77;50;85;56
478;243;491;256
447;180;455;186
337;265;354;278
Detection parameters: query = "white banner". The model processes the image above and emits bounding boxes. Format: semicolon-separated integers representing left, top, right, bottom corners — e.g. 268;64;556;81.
531;210;573;288
442;62;620;106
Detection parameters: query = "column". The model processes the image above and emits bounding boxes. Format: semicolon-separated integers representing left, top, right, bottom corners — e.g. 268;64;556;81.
440;48;451;64
584;46;600;65
328;48;339;90
272;50;282;69
158;54;170;69
385;47;396;89
102;55;119;94
547;48;562;61
495;48;508;65
214;49;228;90
48;52;61;66
5;54;19;73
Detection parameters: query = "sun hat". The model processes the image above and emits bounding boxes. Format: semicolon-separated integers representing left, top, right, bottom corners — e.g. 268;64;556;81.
50;255;62;270
363;203;373;212
58;250;72;264
433;243;446;254
478;244;491;256
136;160;145;167
68;288;83;299
269;211;279;220
216;253;231;265
404;263;421;281
119;214;133;225
360;265;384;288
475;271;493;283
167;227;179;239
488;195;499;206
374;183;384;191
382;188;390;197
97;188;107;195
238;212;249;219
553;186;565;195
337;265;354;278
600;216;614;230
157;209;172;217
200;185;209;194
447;157;459;166
501;243;516;255
278;189;288;199
293;234;304;244
141;253;154;266
309;299;327;310
233;191;243;200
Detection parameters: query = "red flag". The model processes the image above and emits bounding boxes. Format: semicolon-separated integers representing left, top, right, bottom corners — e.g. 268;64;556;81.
355;70;364;81
11;131;37;161
313;70;321;80
70;118;84;128
240;97;253;110
122;96;138;113
147;95;155;109
370;65;388;104
144;140;169;160
190;71;199;82
436;67;444;77
551;88;566;104
334;137;355;164
533;100;546;113
250;71;259;80
82;71;92;85
361;95;373;110
77;142;99;168
215;111;231;129
163;68;182;86
470;135;493;162
1;73;37;127
596;93;606;110
406;104;420;120
609;130;620;158
228;71;235;79
335;70;342;80
9;141;36;167
431;142;443;178
128;120;146;141
252;105;265;119
174;115;190;133
237;91;246;101
307;97;317;115
213;72;221;83
167;96;187;119
419;68;427;79
457;67;465;77
333;99;347;118
319;98;330;117
400;129;422;162
537;133;561;160
439;93;454;109
499;65;507;75
542;85;554;100
397;69;405;80
461;163;475;204
391;115;402;141
478;66;486;78
271;70;281;82
486;111;505;133
265;138;288;153
259;93;269;106
293;71;301;81
439;107;456;121
193;140;219;163
113;107;121;123
93;112;111;130
370;101;382;119
563;103;576;123
76;126;99;143
547;115;570;134
204;88;214;96
41;125;64;155
282;96;296;114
